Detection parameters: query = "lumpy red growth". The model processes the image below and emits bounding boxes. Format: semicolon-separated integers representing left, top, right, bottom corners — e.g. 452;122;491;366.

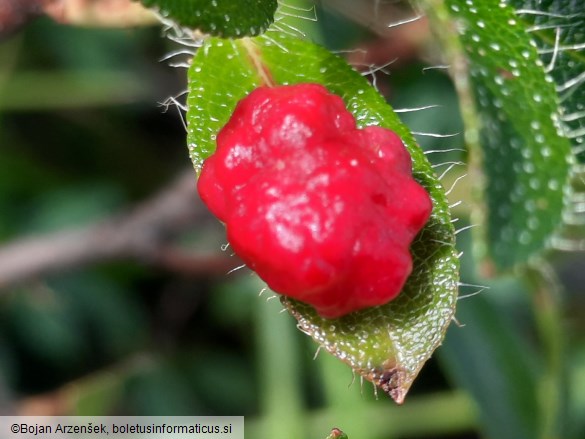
197;83;432;318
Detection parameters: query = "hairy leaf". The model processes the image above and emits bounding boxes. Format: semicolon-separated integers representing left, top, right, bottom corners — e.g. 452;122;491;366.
508;0;585;163
426;0;573;270
187;33;458;403
507;0;585;250
140;0;277;38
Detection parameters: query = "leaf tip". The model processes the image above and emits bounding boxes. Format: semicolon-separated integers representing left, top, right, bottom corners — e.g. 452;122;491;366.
365;362;411;404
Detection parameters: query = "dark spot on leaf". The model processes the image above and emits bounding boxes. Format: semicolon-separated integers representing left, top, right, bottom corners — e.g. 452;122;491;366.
498;68;516;80
367;363;408;404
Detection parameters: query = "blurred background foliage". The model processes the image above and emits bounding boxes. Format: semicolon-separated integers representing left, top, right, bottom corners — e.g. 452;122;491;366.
0;1;584;438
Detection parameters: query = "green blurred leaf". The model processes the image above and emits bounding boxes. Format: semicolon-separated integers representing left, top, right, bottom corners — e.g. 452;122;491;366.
73;372;124;416
52;273;148;358
439;294;542;439
125;361;200;415
0;71;154;110
22;185;122;234
0;336;18;393
187;32;458;402
426;0;573;270
140;0;277;38
3;272;147;372
569;344;585;439
6;287;89;367
179;349;257;415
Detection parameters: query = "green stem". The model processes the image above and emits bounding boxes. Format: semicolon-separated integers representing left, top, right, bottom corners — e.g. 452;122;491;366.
247;390;476;438
317;348;374;438
525;262;568;439
254;285;306;439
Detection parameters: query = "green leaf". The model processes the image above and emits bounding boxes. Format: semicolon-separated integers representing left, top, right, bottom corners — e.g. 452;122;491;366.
187;33;458;403
507;0;585;163
506;0;585;250
140;0;277;38
424;0;573;270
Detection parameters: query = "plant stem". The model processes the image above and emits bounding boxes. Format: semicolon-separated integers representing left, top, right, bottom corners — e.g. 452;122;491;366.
525;262;568;439
317;349;374;438
247;390;476;438
255;286;306;439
